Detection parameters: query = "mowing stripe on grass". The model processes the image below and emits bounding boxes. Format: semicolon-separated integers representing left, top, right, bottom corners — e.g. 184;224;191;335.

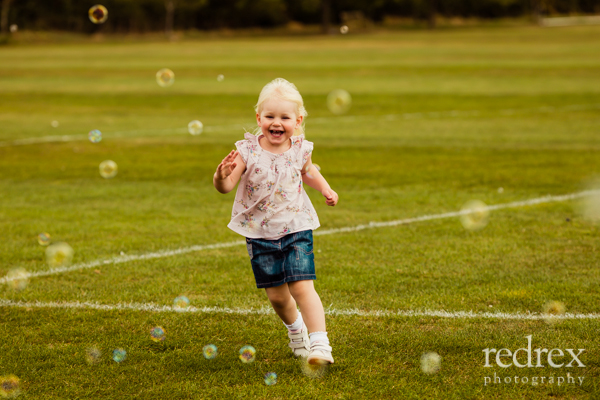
1;103;599;147
1;299;599;320
1;190;597;285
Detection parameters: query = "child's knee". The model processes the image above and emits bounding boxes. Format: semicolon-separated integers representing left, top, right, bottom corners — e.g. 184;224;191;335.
265;286;291;307
268;294;292;309
288;280;315;298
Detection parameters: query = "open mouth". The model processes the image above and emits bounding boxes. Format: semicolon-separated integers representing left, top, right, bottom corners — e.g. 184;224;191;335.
269;129;285;138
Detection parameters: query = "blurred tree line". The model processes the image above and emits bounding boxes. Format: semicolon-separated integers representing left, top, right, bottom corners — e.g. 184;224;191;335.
1;0;599;34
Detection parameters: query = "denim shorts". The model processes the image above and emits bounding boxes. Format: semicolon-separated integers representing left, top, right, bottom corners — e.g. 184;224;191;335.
246;230;316;288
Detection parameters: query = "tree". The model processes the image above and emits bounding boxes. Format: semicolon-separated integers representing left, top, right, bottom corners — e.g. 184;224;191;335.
1;0;13;34
427;0;436;29
165;0;175;36
321;0;331;33
530;0;541;24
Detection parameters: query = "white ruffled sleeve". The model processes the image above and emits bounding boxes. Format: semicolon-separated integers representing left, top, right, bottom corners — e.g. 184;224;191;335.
299;138;314;167
234;132;256;164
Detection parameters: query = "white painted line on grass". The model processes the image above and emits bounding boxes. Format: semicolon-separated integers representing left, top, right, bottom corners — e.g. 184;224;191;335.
0;240;245;284
1;189;598;286
1;299;599;320
0;135;82;146
110;123;245;137
1;103;599;147
314;189;600;236
0;124;246;147
541;15;600;27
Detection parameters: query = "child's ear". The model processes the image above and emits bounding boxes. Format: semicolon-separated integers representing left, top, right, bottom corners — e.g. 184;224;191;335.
256;113;261;125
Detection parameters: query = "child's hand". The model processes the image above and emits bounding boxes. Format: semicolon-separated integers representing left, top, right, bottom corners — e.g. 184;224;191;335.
215;150;239;180
321;188;338;206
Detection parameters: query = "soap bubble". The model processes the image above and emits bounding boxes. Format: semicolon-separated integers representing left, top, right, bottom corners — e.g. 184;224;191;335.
150;326;166;342
37;232;51;246
217;74;225;82
6;268;29;291
203;344;218;359
306;163;321;179
187;120;203;135
112;348;127;363
88;130;102;143
340;25;349;34
420;352;441;374
46;242;74;268
9;24;17;33
459;199;489;231
99;160;118;179
542;301;566;324
85;347;102;365
497;187;504;194
264;372;277;386
173;295;190;310
51;120;59;128
156;68;175;87
239;345;256;363
327;89;352;115
88;5;108;24
0;375;21;398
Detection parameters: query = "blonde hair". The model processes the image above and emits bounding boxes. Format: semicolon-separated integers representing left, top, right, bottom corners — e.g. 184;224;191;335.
254;78;307;136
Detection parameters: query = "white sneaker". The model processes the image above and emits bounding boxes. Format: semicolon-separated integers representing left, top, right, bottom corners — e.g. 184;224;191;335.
288;323;310;358
307;341;334;365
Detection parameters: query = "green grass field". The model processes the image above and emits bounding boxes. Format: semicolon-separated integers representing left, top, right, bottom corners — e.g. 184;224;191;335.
1;25;600;399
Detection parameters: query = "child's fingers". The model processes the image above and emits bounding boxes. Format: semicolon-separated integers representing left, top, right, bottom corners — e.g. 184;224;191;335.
217;161;234;177
227;150;238;161
221;163;232;174
219;156;235;169
323;189;338;206
216;150;239;179
219;160;231;170
222;150;235;163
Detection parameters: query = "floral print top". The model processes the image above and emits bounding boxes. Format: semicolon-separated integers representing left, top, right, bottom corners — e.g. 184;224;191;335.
228;132;320;239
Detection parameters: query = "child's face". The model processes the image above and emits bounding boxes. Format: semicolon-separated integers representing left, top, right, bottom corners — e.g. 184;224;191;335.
256;98;302;150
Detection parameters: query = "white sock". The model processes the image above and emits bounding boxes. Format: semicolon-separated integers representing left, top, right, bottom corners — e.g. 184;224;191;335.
284;311;303;331
309;331;329;345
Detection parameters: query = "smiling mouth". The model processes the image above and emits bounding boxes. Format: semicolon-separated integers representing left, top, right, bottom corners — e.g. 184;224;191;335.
269;129;285;137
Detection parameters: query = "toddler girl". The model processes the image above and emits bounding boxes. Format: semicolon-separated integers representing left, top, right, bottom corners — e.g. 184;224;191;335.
213;78;338;365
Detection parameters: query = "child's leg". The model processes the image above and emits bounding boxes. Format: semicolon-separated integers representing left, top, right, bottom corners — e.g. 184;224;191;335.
264;283;298;325
288;280;325;333
289;280;333;364
266;283;311;357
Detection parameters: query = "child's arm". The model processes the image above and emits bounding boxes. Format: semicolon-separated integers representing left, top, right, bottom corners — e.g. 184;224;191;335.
213;150;246;194
301;155;338;206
